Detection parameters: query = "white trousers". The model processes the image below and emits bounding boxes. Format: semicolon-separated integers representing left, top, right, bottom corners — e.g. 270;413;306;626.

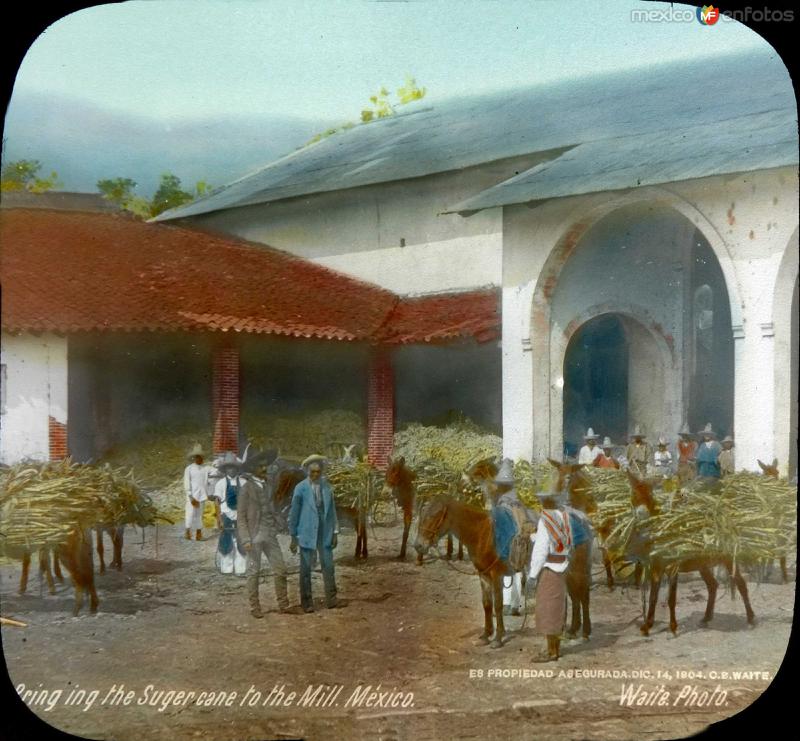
503;572;523;609
216;544;248;575
185;500;204;530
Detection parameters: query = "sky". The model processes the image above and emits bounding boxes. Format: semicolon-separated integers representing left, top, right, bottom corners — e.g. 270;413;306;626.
10;0;772;124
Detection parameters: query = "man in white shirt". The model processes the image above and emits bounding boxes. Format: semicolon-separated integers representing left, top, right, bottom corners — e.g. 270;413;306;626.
577;428;601;465
183;444;211;541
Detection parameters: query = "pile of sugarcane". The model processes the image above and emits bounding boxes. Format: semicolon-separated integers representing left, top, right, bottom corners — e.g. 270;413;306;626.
592;471;797;568
0;459;165;554
514;460;552;510
393;421;502;471
243;409;365;460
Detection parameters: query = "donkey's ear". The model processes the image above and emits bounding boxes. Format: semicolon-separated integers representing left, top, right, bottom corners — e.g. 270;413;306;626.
547;458;562;468
398;456;405;466
626;468;641;484
772;458;778;468
757;459;767;471
386;455;394;466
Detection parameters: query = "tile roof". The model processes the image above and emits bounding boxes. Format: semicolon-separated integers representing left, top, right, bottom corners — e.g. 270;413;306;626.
0;209;499;345
154;48;796;220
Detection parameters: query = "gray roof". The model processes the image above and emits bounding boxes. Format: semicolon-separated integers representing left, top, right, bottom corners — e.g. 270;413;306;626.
156;48;797;221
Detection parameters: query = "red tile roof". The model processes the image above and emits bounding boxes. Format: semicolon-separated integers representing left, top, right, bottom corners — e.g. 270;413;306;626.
379;290;501;344
0;209;499;344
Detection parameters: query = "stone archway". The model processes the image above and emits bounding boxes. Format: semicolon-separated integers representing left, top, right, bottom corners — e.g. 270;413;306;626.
560;307;676;457
530;198;732;460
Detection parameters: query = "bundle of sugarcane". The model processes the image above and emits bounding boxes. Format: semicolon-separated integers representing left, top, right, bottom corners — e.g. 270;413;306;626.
594;473;797;568
326;461;383;509
514;460;551;510
0;459;162;554
393;421;502;472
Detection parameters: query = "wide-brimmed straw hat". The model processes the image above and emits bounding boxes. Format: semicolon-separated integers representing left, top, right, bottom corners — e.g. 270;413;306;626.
678;422;693;437
302;453;327;469
698;423;717;439
493;458;515;485
629;425;646;441
721;435;734;445
657;436;668;446
187;443;205;459
602;437;613;449
583;428;598;441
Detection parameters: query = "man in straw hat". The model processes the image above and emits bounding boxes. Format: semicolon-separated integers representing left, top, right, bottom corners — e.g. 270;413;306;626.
625;425;651;477
528;489;572;662
209;452;249;575
288;454;340;613
577;428;601;465
653;436;674;478
183;444;211;541
491;459;536;616
718;435;735;477
696;423;722;479
593;437;620;469
237;448;290;618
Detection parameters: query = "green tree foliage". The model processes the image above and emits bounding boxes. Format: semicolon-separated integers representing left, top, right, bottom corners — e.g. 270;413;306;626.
1;159;62;193
150;173;194;217
96;173;211;218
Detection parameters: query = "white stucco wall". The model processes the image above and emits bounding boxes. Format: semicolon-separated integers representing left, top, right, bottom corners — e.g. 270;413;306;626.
0;332;68;464
183;158;550;295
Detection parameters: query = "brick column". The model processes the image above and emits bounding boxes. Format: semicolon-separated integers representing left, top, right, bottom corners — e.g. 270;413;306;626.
212;339;240;455
367;346;395;469
48;416;68;461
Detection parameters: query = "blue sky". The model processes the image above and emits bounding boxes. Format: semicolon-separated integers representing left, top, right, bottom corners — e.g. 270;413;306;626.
13;0;770;123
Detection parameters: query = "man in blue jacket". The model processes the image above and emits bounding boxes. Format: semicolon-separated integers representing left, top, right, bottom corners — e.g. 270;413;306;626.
289;454;339;612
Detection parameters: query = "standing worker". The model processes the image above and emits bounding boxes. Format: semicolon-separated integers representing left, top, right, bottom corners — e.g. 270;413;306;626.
528;490;572;662
696;423;722;479
183;444;211;541
626;425;651;477
289;454;340;613
238;456;291;618
577;428;601;465
719;435;736;477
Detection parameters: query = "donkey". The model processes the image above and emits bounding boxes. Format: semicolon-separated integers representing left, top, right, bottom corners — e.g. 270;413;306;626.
627;470;755;636
757;458;789;583
414;496;508;647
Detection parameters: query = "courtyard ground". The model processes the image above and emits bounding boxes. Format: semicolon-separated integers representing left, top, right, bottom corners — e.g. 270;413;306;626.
0;520;795;741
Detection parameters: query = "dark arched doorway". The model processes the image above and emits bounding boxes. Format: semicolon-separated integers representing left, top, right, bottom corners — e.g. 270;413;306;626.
563;314;627;457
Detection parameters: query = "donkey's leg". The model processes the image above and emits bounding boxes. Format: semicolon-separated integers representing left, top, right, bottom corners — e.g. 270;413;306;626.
95;527;106;575
111;526;123;570
733;566;756;626
491;574;505;648
73;584;85;616
53;551;64;581
698;565;718;625
445;534;454;561
479;576;493;643
667;572;679;635
19;552;31;595
39;549;56;595
641;572;661;636
581;550;592;640
398;507;412;560
457;539;464;561
779;556;788;584
565;573;580;639
603;548;615;590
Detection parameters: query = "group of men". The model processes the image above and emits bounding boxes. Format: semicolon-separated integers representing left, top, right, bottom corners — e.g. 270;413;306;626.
575;423;735;479
182;447;340;617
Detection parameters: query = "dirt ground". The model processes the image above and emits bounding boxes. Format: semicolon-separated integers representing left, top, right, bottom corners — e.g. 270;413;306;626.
0;518;796;741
